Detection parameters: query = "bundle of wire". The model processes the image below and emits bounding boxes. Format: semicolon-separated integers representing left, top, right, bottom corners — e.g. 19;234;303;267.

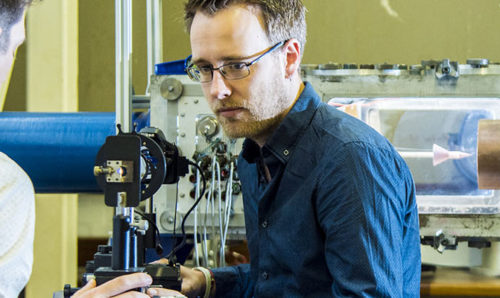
193;155;236;268
167;161;207;264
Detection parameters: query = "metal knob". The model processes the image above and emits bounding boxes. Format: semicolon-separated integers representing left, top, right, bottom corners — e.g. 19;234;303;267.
466;58;489;68
318;63;341;70
343;63;358;69
94;165;113;176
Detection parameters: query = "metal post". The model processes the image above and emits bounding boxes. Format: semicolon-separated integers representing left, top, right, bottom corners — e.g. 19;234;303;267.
130;227;138;267
115;0;133;133
114;0;134;254
146;0;163;94
112;214;131;270
112;193;133;270
128;208;138;268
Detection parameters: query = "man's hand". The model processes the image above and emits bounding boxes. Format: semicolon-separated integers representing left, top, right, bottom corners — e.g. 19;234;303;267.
147;258;205;298
72;272;152;298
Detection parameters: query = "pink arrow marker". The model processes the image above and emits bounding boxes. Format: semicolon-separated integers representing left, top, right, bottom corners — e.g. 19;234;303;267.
398;144;472;166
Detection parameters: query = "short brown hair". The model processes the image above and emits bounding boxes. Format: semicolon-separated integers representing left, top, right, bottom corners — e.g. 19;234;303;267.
184;0;306;54
0;0;33;52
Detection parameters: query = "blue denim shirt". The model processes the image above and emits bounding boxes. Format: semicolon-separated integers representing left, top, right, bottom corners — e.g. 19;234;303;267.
212;83;421;297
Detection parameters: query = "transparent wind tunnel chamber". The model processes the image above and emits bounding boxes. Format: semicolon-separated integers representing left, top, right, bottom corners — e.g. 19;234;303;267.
331;97;500;214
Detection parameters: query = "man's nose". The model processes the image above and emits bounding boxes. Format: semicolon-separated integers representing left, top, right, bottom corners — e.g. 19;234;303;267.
209;70;231;100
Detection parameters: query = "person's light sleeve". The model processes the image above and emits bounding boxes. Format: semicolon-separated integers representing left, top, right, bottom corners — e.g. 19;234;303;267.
0;152;35;297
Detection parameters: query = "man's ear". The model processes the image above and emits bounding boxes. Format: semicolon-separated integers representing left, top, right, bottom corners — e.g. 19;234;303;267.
283;39;301;79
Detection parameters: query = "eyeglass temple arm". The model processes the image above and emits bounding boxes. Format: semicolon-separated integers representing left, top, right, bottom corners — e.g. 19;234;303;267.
247;40;286;66
184;40;286;70
184;55;192;70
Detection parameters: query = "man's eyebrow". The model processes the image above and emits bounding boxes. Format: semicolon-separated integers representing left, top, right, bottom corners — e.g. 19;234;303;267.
191;54;252;65
219;54;250;61
190;57;209;65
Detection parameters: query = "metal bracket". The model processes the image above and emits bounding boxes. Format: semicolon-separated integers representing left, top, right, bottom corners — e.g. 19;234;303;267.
435;59;459;82
196;115;220;139
433;230;457;253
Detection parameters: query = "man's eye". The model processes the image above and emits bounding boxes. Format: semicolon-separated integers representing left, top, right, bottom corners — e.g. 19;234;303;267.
198;65;212;73
226;63;246;71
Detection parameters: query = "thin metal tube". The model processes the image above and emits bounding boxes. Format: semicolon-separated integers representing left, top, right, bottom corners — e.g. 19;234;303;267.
115;0;133;133
114;0;121;129
146;0;163;94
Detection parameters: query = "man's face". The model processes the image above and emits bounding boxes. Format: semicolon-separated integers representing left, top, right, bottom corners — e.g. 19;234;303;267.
0;13;26;85
189;5;291;141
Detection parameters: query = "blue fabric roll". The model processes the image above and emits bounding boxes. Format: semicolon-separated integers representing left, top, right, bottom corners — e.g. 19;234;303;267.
0;112;149;193
155;59;188;75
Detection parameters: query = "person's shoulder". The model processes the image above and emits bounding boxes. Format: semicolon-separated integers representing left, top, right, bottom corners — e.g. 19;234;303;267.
0;152;24;172
304;103;410;171
311;103;393;151
0;152;33;190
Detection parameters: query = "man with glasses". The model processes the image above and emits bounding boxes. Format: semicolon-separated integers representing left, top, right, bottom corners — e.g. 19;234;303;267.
149;0;421;297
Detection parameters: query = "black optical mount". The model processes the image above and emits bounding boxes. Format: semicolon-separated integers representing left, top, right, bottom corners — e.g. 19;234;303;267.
59;126;189;297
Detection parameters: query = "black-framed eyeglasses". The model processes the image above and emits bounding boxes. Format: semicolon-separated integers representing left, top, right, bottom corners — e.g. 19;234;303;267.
185;41;285;83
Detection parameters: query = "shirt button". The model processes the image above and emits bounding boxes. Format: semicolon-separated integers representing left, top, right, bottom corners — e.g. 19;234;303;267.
261;220;268;228
262;271;269;280
283;149;289;156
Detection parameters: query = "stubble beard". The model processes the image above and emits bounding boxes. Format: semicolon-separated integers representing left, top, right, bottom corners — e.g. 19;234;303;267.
217;75;291;141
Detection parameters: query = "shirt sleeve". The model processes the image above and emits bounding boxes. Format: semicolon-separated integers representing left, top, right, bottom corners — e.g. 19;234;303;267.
0;153;35;297
211;263;255;298
315;142;420;297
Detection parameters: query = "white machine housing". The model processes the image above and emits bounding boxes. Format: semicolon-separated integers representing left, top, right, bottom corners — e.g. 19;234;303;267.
149;58;500;254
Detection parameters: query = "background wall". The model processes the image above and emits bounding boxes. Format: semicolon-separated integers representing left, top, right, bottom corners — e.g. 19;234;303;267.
303;0;500;64
5;0;500;112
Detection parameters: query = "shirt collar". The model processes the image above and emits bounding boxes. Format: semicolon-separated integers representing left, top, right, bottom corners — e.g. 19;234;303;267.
241;82;321;164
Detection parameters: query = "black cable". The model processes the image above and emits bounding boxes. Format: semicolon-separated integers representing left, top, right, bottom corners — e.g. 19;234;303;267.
149;195;153;218
167;161;206;263
134;208;164;256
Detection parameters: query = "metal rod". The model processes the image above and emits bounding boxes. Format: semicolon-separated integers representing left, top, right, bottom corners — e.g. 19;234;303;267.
398;151;434;158
131;227;138;267
115;0;133;133
146;0;163;94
